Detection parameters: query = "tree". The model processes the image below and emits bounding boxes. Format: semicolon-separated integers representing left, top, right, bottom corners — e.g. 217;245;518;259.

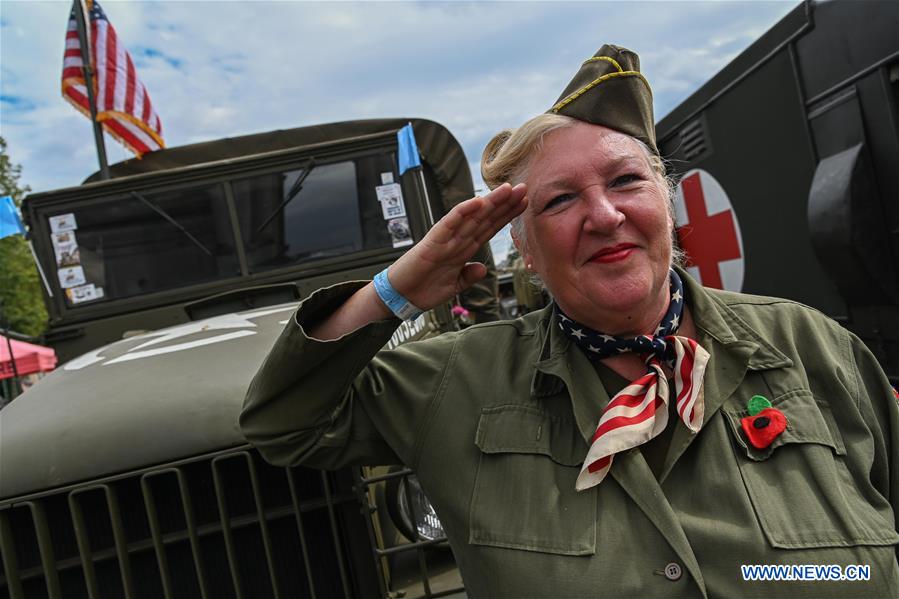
0;136;48;337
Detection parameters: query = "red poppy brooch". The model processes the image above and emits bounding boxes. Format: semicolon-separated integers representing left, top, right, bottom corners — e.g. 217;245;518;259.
740;395;788;450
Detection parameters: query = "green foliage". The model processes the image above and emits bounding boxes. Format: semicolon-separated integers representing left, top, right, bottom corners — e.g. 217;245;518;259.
0;137;30;203
0;137;48;337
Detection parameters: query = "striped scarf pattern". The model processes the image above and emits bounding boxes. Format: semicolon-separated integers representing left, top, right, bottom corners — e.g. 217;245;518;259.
556;270;710;491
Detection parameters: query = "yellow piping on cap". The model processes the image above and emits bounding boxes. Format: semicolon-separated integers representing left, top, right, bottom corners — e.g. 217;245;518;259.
582;55;623;72
550;71;652;114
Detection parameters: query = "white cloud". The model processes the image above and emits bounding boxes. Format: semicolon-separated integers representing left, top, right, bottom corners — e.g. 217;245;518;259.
1;0;798;193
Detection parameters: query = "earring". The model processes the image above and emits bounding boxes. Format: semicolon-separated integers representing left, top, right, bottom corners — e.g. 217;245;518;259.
526;263;533;270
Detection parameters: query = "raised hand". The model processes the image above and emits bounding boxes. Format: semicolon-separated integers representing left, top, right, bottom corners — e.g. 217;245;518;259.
389;182;528;310
308;183;526;339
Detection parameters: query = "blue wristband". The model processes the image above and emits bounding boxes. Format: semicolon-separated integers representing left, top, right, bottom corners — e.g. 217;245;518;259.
373;269;423;321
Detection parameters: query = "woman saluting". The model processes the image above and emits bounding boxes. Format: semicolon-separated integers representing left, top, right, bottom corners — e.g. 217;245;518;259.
242;45;899;597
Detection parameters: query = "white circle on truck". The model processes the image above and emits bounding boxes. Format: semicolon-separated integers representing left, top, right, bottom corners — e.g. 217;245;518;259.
673;169;745;291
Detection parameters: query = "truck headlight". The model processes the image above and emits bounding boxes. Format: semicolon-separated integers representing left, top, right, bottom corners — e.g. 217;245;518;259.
387;472;445;542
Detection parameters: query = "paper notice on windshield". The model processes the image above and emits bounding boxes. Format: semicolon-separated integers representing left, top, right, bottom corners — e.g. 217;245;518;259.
49;213;78;233
51;230;75;247
52;231;80;267
376;183;406;219
387;217;412;248
66;283;104;304
57;265;86;289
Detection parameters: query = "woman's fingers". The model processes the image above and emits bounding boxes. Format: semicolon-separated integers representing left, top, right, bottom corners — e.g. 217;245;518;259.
444;183;522;231
388;182;527;307
473;187;527;244
457;262;488;291
431;183;526;251
453;189;527;252
472;183;526;231
444;184;526;262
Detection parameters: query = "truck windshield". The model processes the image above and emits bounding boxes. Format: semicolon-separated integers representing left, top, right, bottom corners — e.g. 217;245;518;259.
231;152;401;273
44;149;407;309
49;183;240;307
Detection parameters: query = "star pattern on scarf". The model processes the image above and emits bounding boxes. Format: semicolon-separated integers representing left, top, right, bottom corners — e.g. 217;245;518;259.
556;270;686;363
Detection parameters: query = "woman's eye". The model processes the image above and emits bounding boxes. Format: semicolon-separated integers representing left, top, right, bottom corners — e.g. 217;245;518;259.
611;174;641;187
544;193;575;210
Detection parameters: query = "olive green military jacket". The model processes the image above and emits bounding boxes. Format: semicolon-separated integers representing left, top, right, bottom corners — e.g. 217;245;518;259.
241;273;899;598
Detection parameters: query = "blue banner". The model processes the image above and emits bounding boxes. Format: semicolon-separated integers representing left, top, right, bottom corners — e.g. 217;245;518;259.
397;122;421;175
0;195;26;240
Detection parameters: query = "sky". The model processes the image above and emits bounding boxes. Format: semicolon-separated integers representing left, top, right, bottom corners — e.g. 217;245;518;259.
1;0;799;261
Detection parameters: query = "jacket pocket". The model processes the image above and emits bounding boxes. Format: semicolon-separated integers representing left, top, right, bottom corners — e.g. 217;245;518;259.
724;389;899;549
468;405;596;555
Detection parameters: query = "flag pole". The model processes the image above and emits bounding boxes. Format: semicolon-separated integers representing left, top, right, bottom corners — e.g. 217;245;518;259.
416;168;435;227
27;241;53;298
72;0;110;180
398;122;435;227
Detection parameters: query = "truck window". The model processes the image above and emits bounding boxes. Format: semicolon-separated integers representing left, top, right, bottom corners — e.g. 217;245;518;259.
49;182;240;307
231;152;401;273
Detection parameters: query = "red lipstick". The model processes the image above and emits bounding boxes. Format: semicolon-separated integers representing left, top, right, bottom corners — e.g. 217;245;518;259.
590;243;636;264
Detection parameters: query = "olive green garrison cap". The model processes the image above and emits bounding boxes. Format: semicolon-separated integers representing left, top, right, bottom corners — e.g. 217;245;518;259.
549;44;657;153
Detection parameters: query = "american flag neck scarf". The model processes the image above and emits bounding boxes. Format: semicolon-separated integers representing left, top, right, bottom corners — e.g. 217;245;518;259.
556;270;711;491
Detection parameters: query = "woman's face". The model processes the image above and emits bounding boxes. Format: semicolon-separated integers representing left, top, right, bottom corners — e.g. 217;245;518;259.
515;122;673;335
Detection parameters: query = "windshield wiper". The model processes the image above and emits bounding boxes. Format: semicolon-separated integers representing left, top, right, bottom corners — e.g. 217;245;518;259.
130;191;213;257
255;157;317;236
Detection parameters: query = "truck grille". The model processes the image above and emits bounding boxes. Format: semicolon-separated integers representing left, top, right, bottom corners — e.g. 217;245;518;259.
0;448;380;599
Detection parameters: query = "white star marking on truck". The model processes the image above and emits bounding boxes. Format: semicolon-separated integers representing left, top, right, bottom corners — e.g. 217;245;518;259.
64;305;296;370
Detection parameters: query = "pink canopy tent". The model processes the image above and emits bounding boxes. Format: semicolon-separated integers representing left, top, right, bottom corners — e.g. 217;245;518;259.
0;335;57;380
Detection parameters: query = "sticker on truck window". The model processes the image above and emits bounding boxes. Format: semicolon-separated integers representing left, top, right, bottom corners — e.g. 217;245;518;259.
66;283;104;304
388;217;412;248
52;231;80;267
49;213;78;234
377;182;407;219
674;169;745;291
57;265;86;289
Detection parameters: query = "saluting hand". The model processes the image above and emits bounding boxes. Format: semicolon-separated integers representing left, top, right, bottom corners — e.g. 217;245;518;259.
388;182;528;310
308;183;527;340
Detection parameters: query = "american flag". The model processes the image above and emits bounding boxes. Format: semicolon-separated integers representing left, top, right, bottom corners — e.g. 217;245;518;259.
61;0;164;157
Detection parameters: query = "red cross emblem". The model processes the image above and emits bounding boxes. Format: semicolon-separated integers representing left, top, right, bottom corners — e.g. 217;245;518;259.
674;170;744;290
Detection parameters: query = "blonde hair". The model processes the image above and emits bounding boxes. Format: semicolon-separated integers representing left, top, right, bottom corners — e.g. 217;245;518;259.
481;114;684;269
481;113;577;191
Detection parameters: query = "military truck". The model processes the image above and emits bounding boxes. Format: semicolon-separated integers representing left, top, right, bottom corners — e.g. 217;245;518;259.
1;118;488;598
658;0;899;384
4;1;899;597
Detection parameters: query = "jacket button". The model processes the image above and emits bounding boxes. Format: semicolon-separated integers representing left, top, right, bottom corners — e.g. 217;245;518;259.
664;562;683;581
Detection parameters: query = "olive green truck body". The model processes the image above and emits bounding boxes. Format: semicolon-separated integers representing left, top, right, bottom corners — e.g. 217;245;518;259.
2;118;477;599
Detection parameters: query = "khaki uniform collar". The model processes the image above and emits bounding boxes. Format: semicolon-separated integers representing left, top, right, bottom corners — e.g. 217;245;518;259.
678;266;792;371
530;304;570;397
531;304;606;445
